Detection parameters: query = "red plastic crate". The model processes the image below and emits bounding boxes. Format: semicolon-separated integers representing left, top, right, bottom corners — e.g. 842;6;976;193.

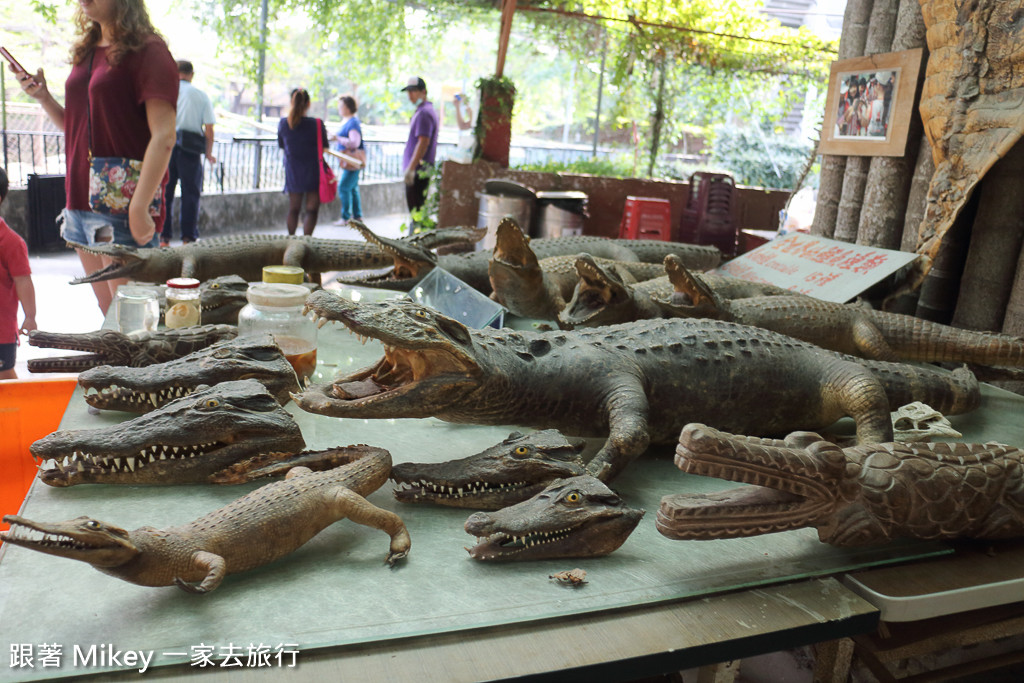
619;196;672;241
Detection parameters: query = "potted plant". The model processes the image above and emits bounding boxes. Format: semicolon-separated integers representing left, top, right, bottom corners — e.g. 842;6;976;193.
474;75;516;167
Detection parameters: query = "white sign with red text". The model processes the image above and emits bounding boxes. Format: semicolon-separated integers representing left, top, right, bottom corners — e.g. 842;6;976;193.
713;232;918;303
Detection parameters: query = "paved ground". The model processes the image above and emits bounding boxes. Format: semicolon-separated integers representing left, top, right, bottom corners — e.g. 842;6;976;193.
11;212;412;379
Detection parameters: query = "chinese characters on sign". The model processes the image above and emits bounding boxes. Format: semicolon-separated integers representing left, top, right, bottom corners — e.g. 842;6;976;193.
713;232;918;303
9;642;300;674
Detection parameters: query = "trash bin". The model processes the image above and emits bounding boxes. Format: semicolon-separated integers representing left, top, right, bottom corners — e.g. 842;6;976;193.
26;174;66;254
476;179;536;250
535;190;588;238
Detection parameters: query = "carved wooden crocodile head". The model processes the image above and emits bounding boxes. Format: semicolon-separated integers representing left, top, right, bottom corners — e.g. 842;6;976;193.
391;430;588;510
464;475;644;560
31;379;305;486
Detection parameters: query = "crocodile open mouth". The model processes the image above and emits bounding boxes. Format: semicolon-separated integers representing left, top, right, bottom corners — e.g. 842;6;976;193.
328;338;474;403
467;526;581;560
0;518;104;552
82;384;196;410
392;479;534;504
36;441;228;486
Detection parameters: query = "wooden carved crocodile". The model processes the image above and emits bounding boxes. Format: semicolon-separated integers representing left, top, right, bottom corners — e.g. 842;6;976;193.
658;423;1024;546
293;292;980;482
1;446;410;592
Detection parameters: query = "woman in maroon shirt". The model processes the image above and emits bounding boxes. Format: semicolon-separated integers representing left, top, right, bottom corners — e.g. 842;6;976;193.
10;0;178;315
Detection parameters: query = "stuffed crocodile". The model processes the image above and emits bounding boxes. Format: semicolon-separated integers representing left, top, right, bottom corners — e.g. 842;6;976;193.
1;446;410;593
391;430;588;510
657;258;1024;369
465;475;644;560
28;324;238;373
657;423;1024;546
559;253;793;329
78;334;300;412
487;219;676;321
337;218;721;295
293;292;980;482
71;227;485;284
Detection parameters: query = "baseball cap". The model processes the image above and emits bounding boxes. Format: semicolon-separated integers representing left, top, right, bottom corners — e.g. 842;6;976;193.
400;76;427;92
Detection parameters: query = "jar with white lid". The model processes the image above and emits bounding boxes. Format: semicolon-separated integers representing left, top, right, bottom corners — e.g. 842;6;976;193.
164;278;202;328
238;283;317;381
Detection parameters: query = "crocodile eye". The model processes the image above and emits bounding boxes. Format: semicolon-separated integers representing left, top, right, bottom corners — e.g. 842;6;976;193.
565;491;582;504
205;399;220;408
85;520;101;530
213;348;231;359
209;283;221;289
414;310;428;319
514;446;530;456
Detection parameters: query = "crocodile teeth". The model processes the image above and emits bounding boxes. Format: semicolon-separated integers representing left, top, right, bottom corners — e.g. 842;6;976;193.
149;393;159;407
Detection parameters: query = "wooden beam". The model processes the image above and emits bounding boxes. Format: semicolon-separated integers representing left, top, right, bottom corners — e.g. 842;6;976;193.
495;0;517;78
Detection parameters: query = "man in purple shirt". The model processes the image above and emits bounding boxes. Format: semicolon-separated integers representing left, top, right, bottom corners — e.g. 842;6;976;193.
400;76;440;213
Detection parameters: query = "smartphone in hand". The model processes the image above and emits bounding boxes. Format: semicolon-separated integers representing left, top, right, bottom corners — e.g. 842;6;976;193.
0;46;37;86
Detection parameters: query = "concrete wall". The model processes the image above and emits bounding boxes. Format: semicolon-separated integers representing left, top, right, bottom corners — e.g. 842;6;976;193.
0;179;406;242
437;160;789;241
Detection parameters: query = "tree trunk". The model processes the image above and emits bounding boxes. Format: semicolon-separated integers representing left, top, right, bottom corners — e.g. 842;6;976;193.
915;190;979;323
832;0;900;243
810;0;874;238
647;59;667;179
1004;238;1024;338
900;134;934;252
952;141;1024;331
855;0;927;249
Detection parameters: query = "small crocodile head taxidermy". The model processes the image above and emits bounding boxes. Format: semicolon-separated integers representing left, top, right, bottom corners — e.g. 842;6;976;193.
391;430;588;509
487;219;563;320
651;253;726;319
657;423;1024;546
558;254;643;329
31;379;305;486
337;220;441;290
78;334;300;412
27;324;238;373
464;475;644;560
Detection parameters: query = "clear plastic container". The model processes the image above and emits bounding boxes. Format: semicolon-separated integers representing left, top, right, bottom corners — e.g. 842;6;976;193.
164;278;202;328
238;283;317;381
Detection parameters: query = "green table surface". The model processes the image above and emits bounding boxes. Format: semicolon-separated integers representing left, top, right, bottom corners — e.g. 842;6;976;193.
1;296;1021;680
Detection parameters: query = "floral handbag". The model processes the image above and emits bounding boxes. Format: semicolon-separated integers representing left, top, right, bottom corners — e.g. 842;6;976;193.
85;52;163;217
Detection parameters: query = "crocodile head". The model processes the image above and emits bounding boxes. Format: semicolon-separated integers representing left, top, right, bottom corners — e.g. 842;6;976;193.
488;219;555;316
391;430;588;509
0;515;138;568
27;325;238;373
294;291;482;418
651;254;726;319
78;334;300;412
71;244;178;284
464;475;644;560
31;379;305;486
656;423;846;540
335;220;438;290
558;254;638;329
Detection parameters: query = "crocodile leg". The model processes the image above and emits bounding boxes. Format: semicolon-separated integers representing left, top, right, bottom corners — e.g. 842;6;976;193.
328;487;411;566
174;550;227;594
822;361;894;443
850;317;899;362
588;381;651;482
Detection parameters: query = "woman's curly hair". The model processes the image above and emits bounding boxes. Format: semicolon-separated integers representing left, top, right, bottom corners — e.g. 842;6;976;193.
70;0;159;67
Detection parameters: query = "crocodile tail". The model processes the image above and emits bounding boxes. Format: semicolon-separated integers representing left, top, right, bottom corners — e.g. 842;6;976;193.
867;362;980;416
878;313;1024;366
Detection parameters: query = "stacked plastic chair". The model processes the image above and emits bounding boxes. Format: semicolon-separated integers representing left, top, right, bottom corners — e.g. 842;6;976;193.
618;196;673;241
678;172;738;256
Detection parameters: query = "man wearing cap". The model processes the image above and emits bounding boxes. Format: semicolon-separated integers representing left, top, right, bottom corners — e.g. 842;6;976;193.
400;76;440;215
163;60;216;247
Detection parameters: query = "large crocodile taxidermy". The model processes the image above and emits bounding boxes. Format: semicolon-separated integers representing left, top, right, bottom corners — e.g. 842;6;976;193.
391;430;587;510
659;259;1024;369
1;446;410;593
293;292;980;482
559;253;793;329
657;423;1024;546
31;380;306;486
71;226;485;284
78;334;300;412
28;324;237;373
464;475;644;560
487;218;687;321
337;218;721;295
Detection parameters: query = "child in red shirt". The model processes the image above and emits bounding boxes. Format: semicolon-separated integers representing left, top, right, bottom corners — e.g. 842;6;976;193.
0;168;37;379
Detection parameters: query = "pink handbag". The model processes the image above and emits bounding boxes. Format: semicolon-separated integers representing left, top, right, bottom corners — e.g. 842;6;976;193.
316;119;337;203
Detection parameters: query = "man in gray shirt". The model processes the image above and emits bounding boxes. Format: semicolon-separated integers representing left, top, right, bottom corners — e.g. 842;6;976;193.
162;60;216;246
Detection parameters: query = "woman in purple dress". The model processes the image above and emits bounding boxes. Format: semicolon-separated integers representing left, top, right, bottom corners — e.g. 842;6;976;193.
277;88;328;235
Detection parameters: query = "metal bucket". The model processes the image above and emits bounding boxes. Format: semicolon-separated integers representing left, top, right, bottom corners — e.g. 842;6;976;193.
536;204;584;239
477;193;534;250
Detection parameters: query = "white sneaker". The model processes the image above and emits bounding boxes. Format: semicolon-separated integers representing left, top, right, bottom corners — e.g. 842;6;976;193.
332;218;348;227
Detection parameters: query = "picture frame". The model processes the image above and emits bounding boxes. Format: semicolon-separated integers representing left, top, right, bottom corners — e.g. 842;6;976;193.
818;47;925;157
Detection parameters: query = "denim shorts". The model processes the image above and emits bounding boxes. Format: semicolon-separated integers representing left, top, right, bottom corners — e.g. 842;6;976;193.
59;209;159;248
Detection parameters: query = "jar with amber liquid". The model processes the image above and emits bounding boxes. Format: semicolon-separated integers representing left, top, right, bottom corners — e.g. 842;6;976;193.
238;283;317;382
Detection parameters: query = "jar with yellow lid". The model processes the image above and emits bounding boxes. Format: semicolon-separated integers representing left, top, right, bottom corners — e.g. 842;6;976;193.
262;265;305;284
164;278;202;328
238;283;317;381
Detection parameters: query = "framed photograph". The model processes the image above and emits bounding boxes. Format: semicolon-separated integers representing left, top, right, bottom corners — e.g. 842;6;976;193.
819;48;925;157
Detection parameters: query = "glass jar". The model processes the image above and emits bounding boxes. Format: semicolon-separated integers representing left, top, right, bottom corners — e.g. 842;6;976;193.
164;278;202;328
238;283;317;381
115;286;159;334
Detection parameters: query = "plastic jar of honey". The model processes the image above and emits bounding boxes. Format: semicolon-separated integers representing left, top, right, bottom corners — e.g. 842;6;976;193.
238;283;317;381
164;278;202;328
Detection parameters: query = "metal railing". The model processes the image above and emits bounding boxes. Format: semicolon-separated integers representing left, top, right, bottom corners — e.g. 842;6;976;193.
2;128;615;191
